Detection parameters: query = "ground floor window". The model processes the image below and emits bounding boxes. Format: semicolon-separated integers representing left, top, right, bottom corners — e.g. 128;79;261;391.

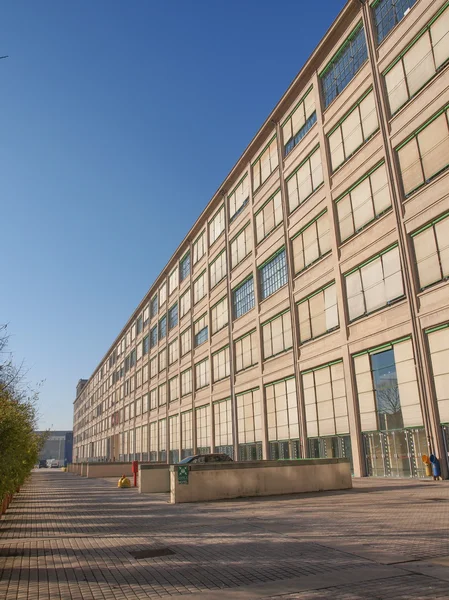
363;428;427;478
308;435;352;470
269;439;300;459
181;448;192;459
169;450;179;464
197;446;210;454
215;445;234;458
238;442;263;461
149;451;158;462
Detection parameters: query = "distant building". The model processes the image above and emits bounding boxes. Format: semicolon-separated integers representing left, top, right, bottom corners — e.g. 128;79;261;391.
38;431;73;465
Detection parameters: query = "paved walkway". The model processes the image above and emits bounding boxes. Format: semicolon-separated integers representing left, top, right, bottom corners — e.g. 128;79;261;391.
1;472;449;599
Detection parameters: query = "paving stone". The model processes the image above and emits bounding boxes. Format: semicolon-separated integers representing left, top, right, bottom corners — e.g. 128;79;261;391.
1;472;449;599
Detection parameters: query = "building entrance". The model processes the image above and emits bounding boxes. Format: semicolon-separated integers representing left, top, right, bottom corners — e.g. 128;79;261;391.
363;427;427;478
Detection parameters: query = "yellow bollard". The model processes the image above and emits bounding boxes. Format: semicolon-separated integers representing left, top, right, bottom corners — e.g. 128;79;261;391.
117;475;131;488
422;454;432;477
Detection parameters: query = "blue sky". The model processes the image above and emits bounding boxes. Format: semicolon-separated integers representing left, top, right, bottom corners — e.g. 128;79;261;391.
1;0;345;430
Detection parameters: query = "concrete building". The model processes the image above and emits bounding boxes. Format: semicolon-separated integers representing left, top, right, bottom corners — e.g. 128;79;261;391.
38;431;73;465
73;0;449;478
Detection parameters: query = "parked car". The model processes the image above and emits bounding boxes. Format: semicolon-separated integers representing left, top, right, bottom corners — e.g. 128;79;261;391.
178;453;233;464
50;461;60;468
38;460;47;469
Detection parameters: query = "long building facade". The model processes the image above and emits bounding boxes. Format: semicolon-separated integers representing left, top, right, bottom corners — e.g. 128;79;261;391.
73;0;449;478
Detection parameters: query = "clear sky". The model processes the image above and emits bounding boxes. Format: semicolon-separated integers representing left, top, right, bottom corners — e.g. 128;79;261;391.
1;0;345;430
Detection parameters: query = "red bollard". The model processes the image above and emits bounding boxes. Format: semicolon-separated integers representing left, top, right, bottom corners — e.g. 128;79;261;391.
132;460;138;487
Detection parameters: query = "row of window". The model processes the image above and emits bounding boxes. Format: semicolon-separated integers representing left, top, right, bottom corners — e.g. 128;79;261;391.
111;199;449;392
80;323;449;461
79;310;449;461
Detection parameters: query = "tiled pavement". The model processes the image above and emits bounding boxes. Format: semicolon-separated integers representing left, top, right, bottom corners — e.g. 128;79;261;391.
1;473;449;599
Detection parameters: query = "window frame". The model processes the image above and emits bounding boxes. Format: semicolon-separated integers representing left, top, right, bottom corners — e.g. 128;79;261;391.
383;3;449;115
258;247;288;301
297;281;339;344
320;23;368;109
411;211;449;291
232;275;255;320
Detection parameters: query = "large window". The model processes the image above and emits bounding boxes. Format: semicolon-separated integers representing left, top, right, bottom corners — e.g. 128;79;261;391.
168;303;178;330
150;295;158;319
169;268;178;295
259;248;288;301
180;288;191;318
181;368;192;396
233;276;255;319
282;87;317;156
236;388;262;448
354;338;422;431
159;282;167;306
158;419;167;462
159;315;167;339
169;415;179;464
228;174;249;221
302;360;349;438
230;223;252;268
196;405;210;453
195;358;209;390
328;89;378;172
384;5;449;115
373;0;416;44
209;205;225;246
255;189;283;244
286;146;323;213
179;251;191;282
142;335;149;356
214;399;233;451
235;329;258;372
193;231;206;264
321;24;368;108
212;346;230;382
252;136;279;192
149;421;157;461
265;377;300;458
397;104;449;197
210;250;227;288
336;162;391;242
211;297;228;334
181;327;192;356
262;310;292;359
193;270;206;304
345;245;404;321
412;212;449;290
150;325;158;348
298;282;339;344
150;356;157;379
159;347;166;371
168;338;178;365
143;304;149;328
169;376;179;402
291;210;331;274
158;383;167;407
426;323;449;422
181;411;193;458
194;314;208;347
